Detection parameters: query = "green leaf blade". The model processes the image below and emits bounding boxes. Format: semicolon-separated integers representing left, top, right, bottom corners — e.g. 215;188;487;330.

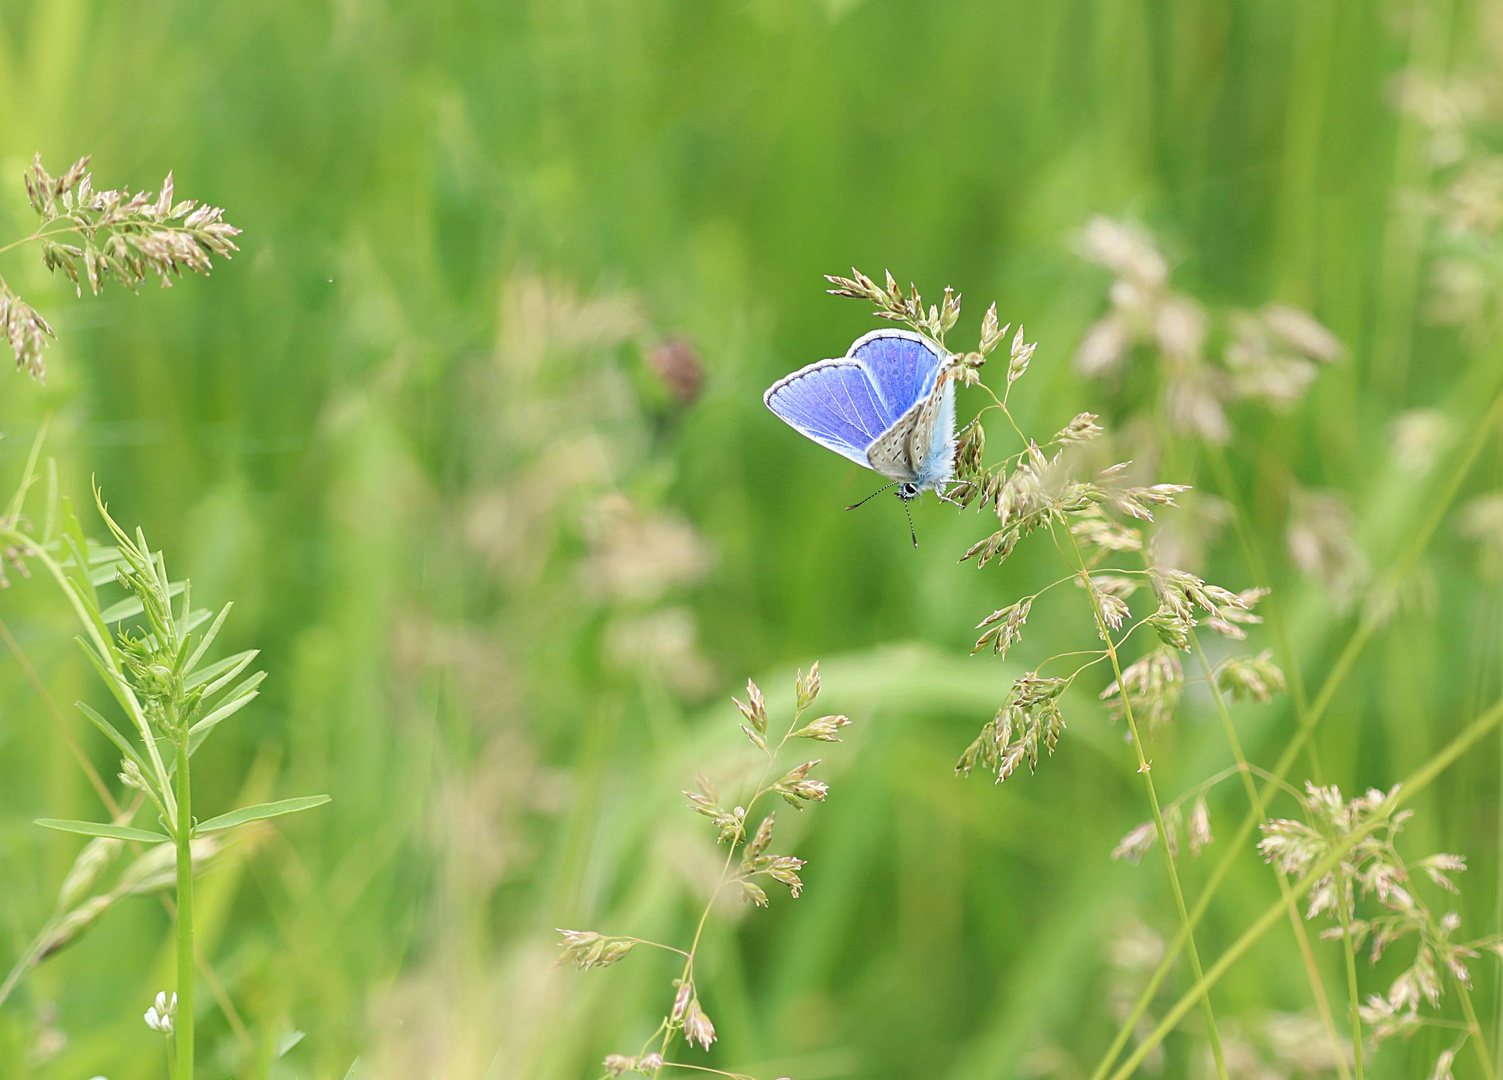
183;602;234;677
35;818;168;843
98;579;185;623
195;795;331;834
76;701;149;774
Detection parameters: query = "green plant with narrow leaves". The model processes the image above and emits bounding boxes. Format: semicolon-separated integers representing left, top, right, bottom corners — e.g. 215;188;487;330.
0;434;329;1079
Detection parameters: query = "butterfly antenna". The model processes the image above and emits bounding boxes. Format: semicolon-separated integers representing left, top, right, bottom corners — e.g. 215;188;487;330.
846;480;899;511
904;498;918;548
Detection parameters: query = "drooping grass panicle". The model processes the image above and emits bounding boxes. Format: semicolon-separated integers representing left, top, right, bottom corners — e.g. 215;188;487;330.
1256;781;1495;1061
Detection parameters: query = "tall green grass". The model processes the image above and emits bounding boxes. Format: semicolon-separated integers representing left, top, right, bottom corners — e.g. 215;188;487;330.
2;0;1502;1077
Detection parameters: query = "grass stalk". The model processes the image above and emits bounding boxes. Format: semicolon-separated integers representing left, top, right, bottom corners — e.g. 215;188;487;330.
175;732;195;1080
0;614;117;811
1456;977;1497;1080
1060;525;1229;1079
1103;693;1503;1080
1093;379;1503;1079
1493;522;1503;1065
1191;633;1351;1079
1334;876;1363;1080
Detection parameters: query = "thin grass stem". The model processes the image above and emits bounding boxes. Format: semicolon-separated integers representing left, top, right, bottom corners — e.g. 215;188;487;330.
1335;876;1364;1080
1051;519;1229;1080
1191;632;1351;1080
1457;977;1497;1080
1092;380;1503;1080
174;733;194;1080
1103;693;1503;1080
0;613;117;812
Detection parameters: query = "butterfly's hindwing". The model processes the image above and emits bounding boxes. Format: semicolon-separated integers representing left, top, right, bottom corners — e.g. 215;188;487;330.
865;396;926;483
910;376;956;490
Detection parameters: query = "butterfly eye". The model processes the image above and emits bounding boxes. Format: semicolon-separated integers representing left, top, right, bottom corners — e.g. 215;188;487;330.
900;483;919;500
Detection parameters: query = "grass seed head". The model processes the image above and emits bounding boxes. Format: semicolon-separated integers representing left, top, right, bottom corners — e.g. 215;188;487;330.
1216;650;1287;703
684;998;716;1050
795;662;821;710
793;713;850;741
1189;795;1213;856
555;929;636;970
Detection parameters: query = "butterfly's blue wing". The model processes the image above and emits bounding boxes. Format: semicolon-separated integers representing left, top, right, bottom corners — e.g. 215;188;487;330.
765;329;952;483
764;359;892;469
848;329;943;419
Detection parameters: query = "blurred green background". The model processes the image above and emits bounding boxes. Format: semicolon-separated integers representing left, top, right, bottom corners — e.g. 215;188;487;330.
1;0;1502;1077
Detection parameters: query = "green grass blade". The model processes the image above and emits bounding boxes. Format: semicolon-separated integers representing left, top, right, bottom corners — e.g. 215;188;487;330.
40;456;56;544
187;671;267;753
5;417;49;520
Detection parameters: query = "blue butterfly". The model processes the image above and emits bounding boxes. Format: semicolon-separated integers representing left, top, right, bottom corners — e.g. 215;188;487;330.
764;329;957;543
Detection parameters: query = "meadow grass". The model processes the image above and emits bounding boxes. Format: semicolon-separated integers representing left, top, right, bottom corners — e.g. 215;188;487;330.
4;2;1503;1079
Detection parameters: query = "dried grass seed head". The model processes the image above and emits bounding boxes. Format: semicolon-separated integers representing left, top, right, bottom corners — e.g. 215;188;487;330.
2;154;242;381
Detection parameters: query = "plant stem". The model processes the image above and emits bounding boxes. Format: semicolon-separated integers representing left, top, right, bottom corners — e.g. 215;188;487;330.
0;614;118;810
1494;546;1503;1067
1456;977;1497;1080
1103;693;1503;1080
174;733;194;1080
1191;633;1351;1080
1093;379;1503;1080
0;227;45;258
1334;876;1364;1080
651;710;798;1080
1055;522;1229;1080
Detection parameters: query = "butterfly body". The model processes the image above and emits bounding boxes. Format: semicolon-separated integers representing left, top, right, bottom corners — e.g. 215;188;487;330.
763;329;956;499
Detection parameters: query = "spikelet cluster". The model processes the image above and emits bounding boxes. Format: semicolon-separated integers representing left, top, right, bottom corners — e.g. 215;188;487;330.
561;664;848;1080
0;155;241;380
